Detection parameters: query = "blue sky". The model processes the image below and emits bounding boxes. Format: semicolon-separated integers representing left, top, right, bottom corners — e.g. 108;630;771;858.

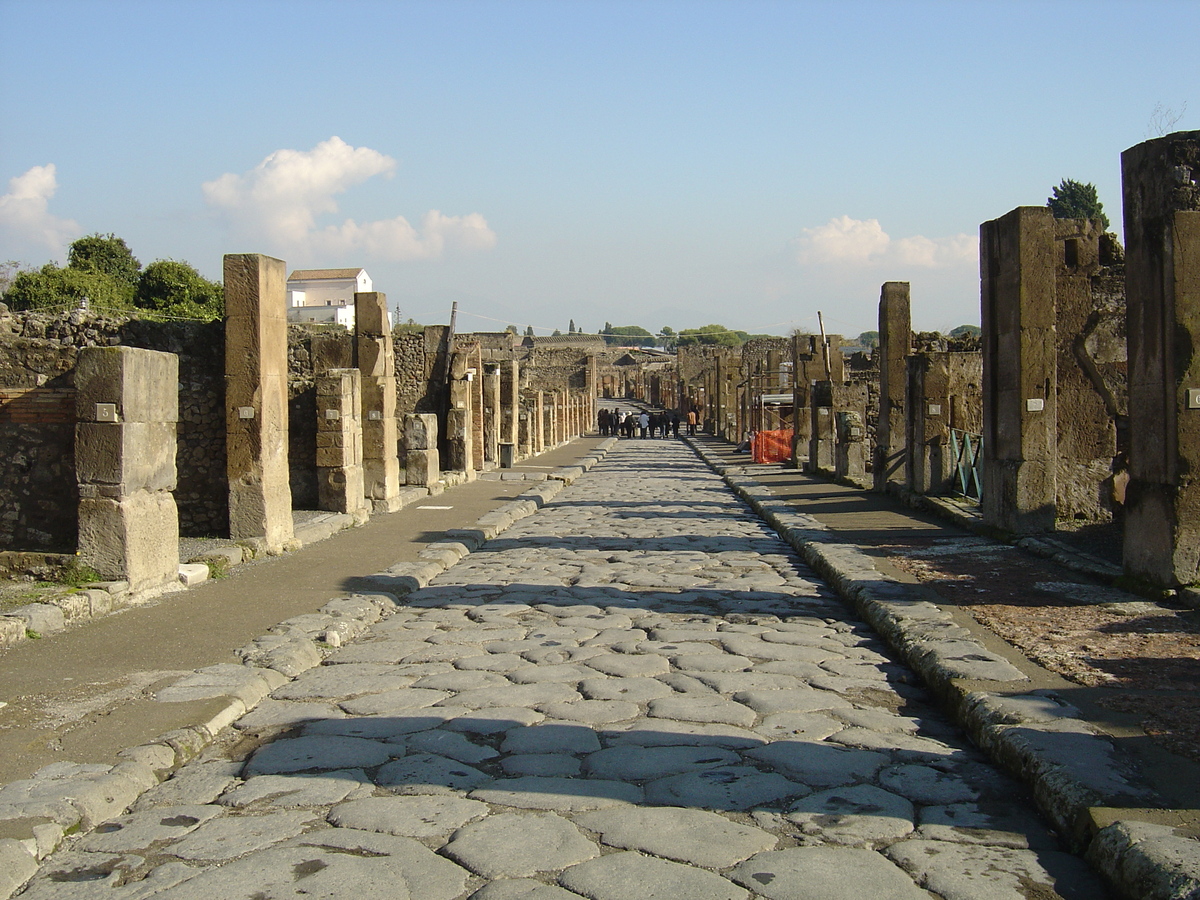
1;0;1196;338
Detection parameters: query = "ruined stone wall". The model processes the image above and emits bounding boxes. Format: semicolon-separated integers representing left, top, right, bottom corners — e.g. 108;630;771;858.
0;308;227;548
526;347;591;392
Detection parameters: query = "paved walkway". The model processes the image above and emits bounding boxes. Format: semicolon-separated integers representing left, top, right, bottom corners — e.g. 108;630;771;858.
12;438;1107;899
0;439;606;789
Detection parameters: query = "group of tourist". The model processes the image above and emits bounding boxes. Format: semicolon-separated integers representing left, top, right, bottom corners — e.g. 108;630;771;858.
597;407;701;439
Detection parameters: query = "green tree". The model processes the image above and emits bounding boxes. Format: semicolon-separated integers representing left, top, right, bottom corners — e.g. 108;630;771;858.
601;325;656;347
134;260;223;320
674;324;747;349
1047;179;1110;230
505;324;518;334
949;324;981;339
525;325;534;337
856;331;879;348
3;263;134;311
568;319;577;334
68;233;141;290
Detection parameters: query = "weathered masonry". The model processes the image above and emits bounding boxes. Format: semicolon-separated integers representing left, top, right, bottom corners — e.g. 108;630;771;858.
0;255;599;583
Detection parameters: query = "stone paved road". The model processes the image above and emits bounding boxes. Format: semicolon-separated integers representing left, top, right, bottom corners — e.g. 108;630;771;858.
16;440;1108;900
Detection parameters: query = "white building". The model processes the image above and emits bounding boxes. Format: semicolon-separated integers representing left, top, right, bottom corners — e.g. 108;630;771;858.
286;268;380;329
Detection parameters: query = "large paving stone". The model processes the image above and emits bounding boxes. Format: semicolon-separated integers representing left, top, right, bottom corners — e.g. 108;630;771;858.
583;653;671;677
168;810;318;860
377;753;492;791
472;776;642;811
746;740;888;787
501;722;603;754
608;719;765;748
450;683;582;709
404;729;500;764
75;805;222;853
647;696;757;727
559;851;748;900
583;745;739;780
575;806;777;867
328;794;488;837
219;769;372;808
470;878;589;899
538;699;641;725
644;766;804;810
728;847;931;900
578;676;674;702
244;735;394;775
271;664;418;700
444;812;599;878
339;687;453;715
886;839;1106;900
915;802;1059;850
786;784;914;847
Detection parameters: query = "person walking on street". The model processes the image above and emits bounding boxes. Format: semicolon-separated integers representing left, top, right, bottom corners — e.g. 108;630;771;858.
638;411;650;439
687;408;698;436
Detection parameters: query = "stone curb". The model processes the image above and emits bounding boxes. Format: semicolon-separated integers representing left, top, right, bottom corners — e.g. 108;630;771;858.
0;437;617;900
686;438;1196;900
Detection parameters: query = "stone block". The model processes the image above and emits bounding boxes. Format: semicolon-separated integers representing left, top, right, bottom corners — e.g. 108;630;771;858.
75;346;179;425
405;413;439;450
354;291;390;335
78;493;179;590
75;422;177;492
10;603;66;635
364;456;400;501
178;563;209;587
357;338;395;378
318;465;366;515
406;448;440;486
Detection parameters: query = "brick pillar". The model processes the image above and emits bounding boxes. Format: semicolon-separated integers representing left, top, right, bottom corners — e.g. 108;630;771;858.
483;364;501;465
980;208;1058;533
355;292;400;512
875;282;911;492
1122;131;1200;585
471;354;485;471
535;391;546;453
75;346;179;591
316;368;366;515
833;382;869;484
404;414;440;486
224;253;294;552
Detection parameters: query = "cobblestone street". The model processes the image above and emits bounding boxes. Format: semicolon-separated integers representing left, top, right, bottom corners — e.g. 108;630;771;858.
15;439;1107;899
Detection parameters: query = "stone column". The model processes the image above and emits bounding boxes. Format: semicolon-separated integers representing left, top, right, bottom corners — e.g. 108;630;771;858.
483;363;501;465
355;292;401;512
502;361;520;448
224;253;294;552
471;353;485;472
833;382;869;485
447;354;475;479
404;414;439;486
980;207;1058;534
875;282;911;492
316;368;367;516
906;352;950;495
535;391;546;453
1122;131;1200;585
75;346;179;591
808;381;835;474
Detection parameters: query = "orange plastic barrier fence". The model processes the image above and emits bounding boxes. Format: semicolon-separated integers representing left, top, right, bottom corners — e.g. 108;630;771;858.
752;429;793;464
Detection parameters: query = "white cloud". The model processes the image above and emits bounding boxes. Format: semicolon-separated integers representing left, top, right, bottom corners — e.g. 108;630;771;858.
203;136;495;261
797;215;976;269
0;164;80;259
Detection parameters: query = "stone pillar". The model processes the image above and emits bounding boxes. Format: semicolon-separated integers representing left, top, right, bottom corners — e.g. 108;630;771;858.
906;352;951;495
404;414;440;486
224;253;294;552
980;208;1058;534
535;391;546;453
834;382;869;485
471;354;485;472
316;368;367;516
355;292;401;512
875;282;911;492
447;353;475;479
1122;131;1200;585
75;346;179;591
483;363;501;465
502;361;520;448
808;381;835;474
